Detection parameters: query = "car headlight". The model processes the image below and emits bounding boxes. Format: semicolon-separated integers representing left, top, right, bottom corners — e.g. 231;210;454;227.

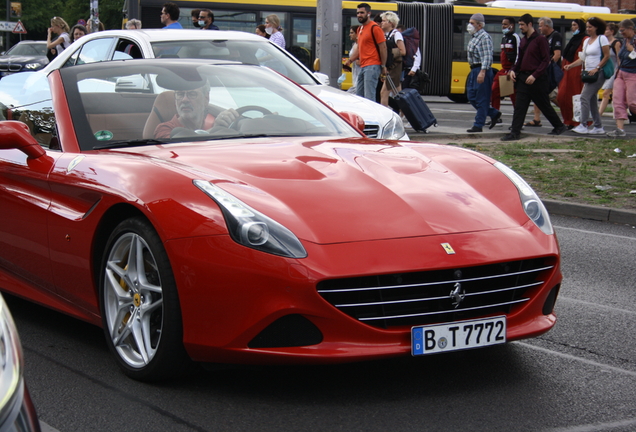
24;63;42;70
495;162;554;235
380;111;406;140
0;294;24;424
194;180;307;258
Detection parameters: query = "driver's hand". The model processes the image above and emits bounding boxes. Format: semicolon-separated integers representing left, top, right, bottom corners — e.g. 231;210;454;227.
213;108;240;129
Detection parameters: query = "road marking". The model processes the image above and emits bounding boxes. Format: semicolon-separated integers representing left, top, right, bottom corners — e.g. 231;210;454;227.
516;342;636;378
558;296;636;316
554;225;636;241
542;417;636;432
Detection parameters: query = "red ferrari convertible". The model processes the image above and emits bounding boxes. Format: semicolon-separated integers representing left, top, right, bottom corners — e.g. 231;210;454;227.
0;59;561;381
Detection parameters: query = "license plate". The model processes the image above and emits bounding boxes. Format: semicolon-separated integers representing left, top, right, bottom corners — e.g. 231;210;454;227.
411;316;506;356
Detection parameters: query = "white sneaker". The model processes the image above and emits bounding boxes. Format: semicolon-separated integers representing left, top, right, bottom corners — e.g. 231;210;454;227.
606;128;626;137
572;124;589;134
589;127;605;134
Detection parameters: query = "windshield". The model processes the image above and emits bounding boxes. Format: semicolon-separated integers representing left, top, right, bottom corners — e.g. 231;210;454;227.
60;60;359;151
5;43;47;57
150;40;317;86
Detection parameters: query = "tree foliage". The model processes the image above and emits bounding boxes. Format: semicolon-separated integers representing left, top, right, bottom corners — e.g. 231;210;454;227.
4;0;125;46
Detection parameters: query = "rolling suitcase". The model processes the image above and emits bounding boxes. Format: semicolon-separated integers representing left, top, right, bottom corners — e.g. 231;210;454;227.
387;76;437;133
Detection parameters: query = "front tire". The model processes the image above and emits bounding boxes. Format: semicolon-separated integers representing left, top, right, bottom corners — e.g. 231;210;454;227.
99;217;190;381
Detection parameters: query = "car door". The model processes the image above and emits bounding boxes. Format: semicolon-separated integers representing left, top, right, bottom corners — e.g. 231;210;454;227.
0;73;59;296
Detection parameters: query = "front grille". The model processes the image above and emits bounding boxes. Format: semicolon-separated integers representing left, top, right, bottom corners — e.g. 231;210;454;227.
317;258;554;329
364;124;380;138
0;65;8;72
9;64;22;72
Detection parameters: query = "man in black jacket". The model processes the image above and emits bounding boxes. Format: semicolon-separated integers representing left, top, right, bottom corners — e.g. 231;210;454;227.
502;14;566;141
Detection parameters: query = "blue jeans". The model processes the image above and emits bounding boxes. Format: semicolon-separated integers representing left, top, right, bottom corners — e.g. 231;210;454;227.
467;67;499;128
356;64;381;102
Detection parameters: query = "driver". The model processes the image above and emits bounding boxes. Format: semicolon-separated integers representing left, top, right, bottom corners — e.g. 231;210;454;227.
154;83;240;138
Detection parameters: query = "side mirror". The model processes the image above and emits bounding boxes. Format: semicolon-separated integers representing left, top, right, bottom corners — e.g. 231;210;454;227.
313;72;330;86
0;121;46;158
339;111;365;134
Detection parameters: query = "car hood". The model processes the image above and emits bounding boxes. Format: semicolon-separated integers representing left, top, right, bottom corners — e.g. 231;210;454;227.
302;84;392;126
121;138;522;244
0;55;46;64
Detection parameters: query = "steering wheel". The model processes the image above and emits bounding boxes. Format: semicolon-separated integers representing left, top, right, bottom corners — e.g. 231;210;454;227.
236;105;272;116
229;105;273;131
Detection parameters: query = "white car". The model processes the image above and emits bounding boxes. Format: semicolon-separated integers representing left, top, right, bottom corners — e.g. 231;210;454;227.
43;29;407;140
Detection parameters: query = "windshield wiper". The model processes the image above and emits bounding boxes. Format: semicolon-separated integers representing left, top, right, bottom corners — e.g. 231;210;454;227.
94;138;170;150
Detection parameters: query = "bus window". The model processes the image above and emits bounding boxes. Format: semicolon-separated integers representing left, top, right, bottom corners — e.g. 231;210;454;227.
215;10;257;33
290;16;313;69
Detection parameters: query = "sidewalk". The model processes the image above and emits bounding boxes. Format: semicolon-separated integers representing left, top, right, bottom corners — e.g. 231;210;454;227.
405;121;636;227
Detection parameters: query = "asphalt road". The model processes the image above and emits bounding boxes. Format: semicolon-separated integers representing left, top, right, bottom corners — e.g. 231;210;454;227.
7;213;636;432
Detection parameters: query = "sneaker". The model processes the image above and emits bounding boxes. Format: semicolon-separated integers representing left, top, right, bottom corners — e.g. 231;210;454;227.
467;126;483;133
589;127;605;135
572;124;589;134
606;128;626;137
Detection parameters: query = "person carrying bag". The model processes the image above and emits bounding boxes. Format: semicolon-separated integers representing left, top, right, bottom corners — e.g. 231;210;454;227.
564;17;611;134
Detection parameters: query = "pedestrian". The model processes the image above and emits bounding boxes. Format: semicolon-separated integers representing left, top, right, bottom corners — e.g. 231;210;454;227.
46;16;71;56
607;19;636;137
265;14;285;49
256;24;269;38
191;9;201;28
491;17;520;112
565;17;611;134
465;13;501;133
70;24;87;42
125;19;141;30
379;11;405;107
599;23;621;117
344;3;387;103
557;19;587;128
346;25;360;94
526;16;562;127
501;14;566;141
87;19;105;32
161;2;183;29
198;9;219;30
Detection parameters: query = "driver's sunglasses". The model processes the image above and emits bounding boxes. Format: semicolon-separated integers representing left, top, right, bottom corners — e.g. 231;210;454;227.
175;90;201;99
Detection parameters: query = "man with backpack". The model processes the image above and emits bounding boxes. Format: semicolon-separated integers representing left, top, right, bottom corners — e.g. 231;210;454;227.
397;24;422;92
345;3;387;102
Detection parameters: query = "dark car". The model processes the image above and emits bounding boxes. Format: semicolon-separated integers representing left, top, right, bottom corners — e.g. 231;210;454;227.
0;41;48;78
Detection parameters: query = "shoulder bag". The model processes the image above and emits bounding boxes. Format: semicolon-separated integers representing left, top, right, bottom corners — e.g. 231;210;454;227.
599;37;614;78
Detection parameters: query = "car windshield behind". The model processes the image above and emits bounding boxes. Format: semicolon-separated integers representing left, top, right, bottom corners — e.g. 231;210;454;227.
150;40;317;86
60;60;359;151
5;43;46;57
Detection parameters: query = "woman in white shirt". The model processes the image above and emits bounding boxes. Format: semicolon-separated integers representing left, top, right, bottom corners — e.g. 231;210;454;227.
265;14;285;50
565;17;612;134
46;17;71;58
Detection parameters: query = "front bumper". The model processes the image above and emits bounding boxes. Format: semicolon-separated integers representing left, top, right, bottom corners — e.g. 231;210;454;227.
166;223;561;365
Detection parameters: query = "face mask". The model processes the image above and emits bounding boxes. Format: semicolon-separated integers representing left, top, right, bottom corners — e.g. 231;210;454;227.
265;26;273;35
198;20;206;27
573;29;579;35
502;27;510;34
467;24;476;35
193;20;200;28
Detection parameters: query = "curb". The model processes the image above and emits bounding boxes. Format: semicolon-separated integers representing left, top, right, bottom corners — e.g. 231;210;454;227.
543;200;636;226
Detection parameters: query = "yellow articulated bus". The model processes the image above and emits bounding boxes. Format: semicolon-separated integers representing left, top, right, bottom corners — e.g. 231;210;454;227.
136;0;635;101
